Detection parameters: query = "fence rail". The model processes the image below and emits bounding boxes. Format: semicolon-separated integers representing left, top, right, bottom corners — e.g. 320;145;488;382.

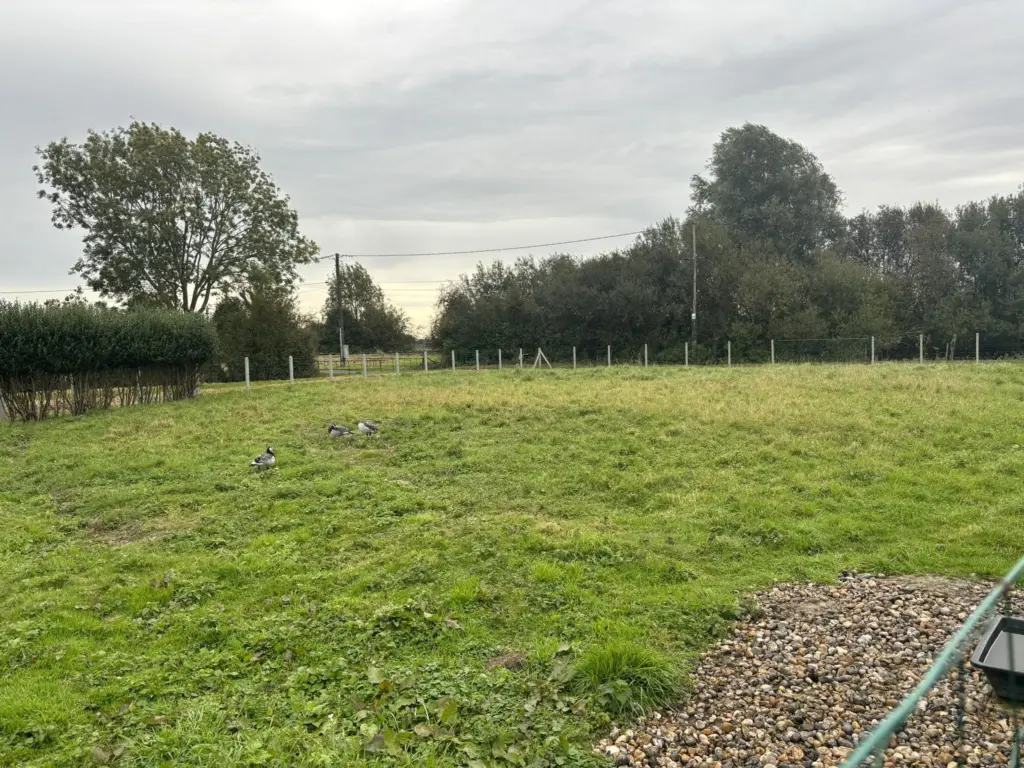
843;555;1024;768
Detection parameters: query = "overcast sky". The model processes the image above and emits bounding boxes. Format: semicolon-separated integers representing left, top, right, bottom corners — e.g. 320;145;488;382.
1;0;1022;332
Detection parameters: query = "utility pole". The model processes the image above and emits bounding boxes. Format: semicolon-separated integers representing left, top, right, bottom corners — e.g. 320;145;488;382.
334;253;345;363
691;223;697;348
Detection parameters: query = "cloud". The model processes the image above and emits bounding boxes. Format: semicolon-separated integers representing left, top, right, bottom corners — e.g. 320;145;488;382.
1;0;1022;328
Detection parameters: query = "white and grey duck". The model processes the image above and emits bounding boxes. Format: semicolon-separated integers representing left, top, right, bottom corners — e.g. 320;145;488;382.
249;446;276;469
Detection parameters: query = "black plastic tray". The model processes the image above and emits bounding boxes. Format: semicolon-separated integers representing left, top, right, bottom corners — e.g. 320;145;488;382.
971;615;1024;701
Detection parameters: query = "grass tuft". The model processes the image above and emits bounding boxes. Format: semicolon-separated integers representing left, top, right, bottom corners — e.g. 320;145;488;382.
575;640;683;716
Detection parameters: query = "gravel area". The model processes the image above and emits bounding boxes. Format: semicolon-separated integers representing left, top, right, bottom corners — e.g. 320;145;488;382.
596;573;1024;768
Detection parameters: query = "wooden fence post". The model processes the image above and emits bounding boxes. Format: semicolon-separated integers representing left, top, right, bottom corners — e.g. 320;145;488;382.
245;357;250;391
919;334;924;364
572;346;576;370
871;336;875;364
498;349;502;370
727;341;732;367
289;356;294;385
607;345;611;367
423;349;428;371
644;343;648;367
771;339;775;365
395;352;400;375
685;342;688;367
475;350;480;371
976;332;980;364
451;350;456;371
362;354;367;378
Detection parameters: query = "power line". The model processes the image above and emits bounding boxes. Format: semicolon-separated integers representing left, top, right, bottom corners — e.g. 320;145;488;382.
0;288;80;295
316;230;642;261
4;282;445;297
3;232;639;296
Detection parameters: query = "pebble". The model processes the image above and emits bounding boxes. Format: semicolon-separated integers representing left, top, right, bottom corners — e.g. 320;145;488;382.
594;575;1022;767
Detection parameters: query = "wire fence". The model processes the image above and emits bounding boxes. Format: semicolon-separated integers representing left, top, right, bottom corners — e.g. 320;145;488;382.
843;556;1024;768
251;333;1021;384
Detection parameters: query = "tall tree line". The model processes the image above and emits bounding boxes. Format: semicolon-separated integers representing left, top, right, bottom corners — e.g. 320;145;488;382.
431;124;1024;361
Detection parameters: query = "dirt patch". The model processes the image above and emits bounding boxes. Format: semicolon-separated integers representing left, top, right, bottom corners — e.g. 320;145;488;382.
486;652;528;671
85;519;169;547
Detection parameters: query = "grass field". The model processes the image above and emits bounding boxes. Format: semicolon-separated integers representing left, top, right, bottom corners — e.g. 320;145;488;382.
1;365;1023;767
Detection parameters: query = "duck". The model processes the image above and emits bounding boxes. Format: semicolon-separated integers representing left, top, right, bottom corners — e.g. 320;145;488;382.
328;424;352;438
250;446;276;469
357;420;379;437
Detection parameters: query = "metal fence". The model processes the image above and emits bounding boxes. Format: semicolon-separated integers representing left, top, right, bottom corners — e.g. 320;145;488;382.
843;556;1024;768
213;332;1023;389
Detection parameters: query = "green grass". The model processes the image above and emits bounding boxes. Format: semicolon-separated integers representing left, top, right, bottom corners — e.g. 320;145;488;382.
1;364;1023;766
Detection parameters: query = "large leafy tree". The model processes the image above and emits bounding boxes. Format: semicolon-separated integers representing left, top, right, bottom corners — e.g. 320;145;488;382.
692;123;845;259
34;121;318;312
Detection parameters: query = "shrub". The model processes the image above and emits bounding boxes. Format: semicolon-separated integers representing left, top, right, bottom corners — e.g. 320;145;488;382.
0;301;217;421
208;292;317;382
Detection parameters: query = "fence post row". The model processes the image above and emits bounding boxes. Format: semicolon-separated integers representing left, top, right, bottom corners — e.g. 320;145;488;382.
244;356;250;390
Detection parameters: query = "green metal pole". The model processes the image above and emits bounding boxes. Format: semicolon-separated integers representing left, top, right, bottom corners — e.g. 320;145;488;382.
844;555;1024;767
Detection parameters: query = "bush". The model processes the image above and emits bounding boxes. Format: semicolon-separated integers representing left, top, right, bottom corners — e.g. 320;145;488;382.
0;302;217;421
208;293;317;382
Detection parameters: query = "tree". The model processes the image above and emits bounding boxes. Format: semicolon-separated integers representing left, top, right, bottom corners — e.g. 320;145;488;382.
692;123;845;259
211;275;317;382
320;262;413;351
34;121;318;312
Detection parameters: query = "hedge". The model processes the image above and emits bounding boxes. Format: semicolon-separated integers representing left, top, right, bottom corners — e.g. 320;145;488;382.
0;302;217;421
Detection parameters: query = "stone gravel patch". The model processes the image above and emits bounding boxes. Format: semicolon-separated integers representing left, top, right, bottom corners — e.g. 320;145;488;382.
597;574;1023;768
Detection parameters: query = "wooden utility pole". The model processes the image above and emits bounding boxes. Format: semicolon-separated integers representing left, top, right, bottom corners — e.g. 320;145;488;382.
334;254;345;363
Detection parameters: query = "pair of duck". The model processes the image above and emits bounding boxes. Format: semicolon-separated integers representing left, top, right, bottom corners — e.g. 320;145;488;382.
329;420;378;439
249;420;379;469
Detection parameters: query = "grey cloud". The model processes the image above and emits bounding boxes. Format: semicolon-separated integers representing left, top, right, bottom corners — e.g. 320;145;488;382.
2;0;1023;325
